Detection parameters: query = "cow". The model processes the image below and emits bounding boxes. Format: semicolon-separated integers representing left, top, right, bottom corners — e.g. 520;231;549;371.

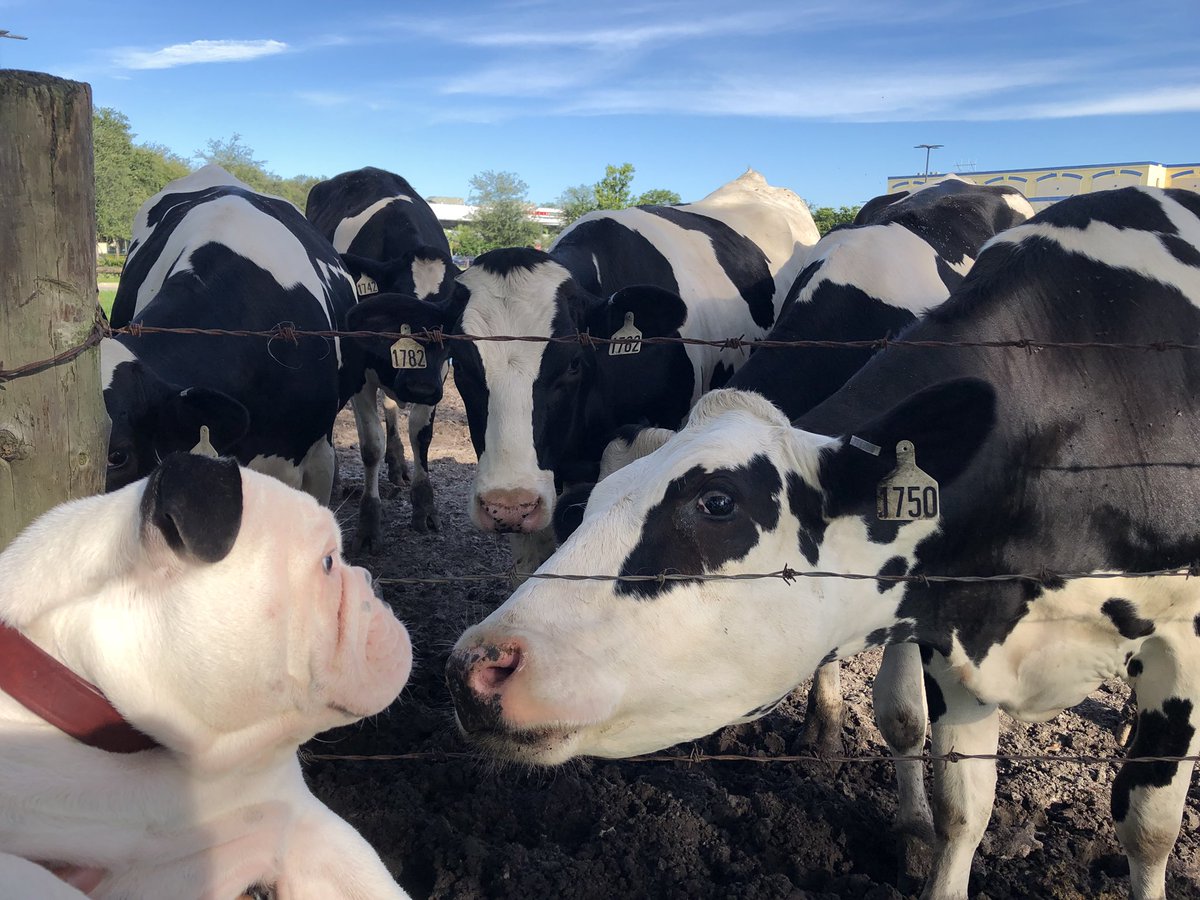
448;169;820;572
447;186;1200;900
0;452;411;898
103;165;358;505
305;167;459;545
553;179;1035;772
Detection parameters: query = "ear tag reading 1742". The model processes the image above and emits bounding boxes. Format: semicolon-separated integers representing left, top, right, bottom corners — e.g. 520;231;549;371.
356;273;379;297
876;440;939;520
390;324;427;370
609;311;642;356
190;425;218;459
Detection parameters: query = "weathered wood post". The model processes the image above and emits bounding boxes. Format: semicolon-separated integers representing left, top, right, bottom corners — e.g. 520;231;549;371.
0;70;107;549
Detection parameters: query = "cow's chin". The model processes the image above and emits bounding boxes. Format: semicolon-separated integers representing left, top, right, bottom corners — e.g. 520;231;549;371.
458;723;585;766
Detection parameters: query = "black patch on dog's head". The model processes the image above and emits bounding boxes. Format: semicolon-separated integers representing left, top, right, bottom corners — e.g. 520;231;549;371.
140;452;243;563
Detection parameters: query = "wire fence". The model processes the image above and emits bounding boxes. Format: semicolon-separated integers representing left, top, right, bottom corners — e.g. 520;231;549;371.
8;316;1200;771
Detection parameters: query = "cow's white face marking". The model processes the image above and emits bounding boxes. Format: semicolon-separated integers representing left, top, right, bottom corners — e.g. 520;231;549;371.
798;222;955;314
411;257;446;300
458;260;566;524
330;194;413;253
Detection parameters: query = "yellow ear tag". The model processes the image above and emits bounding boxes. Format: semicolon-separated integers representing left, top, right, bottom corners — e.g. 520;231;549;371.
876;440;940;520
609;311;642;356
390;324;427;369
356;273;379;296
190;425;219;459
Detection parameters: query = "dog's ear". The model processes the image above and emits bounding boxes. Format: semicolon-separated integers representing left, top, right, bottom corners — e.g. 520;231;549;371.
140;453;243;563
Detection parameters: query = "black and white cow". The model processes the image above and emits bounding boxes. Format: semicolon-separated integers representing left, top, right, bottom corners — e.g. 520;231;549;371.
103;165;357;501
305;167;459;544
448;186;1200;900
554;178;1035;767
449;169;819;571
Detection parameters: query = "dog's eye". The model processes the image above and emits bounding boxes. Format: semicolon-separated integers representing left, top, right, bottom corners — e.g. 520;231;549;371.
323;554;335;574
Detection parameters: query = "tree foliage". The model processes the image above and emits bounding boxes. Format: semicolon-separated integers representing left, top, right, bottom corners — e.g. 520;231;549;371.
94;108;189;243
809;204;862;236
556;163;680;227
462;169;540;251
195;134;322;209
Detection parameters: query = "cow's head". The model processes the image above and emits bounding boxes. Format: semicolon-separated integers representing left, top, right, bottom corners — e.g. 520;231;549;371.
447;379;995;763
341;248;460;406
101;338;250;493
449;247;687;535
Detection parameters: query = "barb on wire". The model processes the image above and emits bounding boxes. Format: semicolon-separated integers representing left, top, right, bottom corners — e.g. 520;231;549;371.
374;565;1199;588
303;749;1200;767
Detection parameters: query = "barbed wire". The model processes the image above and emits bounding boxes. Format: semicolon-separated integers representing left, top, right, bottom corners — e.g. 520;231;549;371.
4;317;1200;383
374;564;1199;587
303;749;1200;767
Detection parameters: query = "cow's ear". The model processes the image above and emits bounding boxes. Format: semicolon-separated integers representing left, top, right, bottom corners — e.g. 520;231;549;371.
140;452;243;563
345;293;426;332
819;378;996;517
340;253;387;283
591;285;688;339
163;388;250;457
553;482;596;544
446;281;471;328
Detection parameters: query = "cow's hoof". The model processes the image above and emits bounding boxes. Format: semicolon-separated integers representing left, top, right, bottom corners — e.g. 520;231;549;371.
410;481;437;534
411;509;440;534
386;457;410;486
352;496;384;554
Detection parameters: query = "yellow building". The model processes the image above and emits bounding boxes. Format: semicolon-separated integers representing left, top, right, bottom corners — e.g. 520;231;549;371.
886;162;1200;208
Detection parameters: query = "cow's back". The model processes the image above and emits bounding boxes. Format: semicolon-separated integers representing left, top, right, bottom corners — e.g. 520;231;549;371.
305;167;449;259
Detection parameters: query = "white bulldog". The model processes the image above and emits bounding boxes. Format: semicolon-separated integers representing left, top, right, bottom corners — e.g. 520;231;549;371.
0;453;413;899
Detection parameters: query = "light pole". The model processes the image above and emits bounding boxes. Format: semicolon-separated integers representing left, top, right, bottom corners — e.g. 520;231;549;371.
914;143;943;177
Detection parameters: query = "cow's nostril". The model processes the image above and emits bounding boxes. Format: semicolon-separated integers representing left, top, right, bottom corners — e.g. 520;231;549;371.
472;646;521;693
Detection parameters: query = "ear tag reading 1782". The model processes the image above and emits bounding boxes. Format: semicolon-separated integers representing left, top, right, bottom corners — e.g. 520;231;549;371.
876;440;940;520
609;311;642;356
390;324;427;370
190;425;218;459
356;273;379;297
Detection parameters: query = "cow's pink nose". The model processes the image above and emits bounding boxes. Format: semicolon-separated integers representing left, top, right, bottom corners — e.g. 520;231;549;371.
446;641;526;734
477;489;545;532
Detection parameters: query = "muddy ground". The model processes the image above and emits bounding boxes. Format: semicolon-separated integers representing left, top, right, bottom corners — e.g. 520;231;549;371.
303;381;1200;900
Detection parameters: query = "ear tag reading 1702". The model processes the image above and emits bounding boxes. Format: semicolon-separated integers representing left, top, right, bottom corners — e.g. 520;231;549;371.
609;311;642;356
876;440;939;520
190;425;218;459
356;273;379;297
390;324;427;370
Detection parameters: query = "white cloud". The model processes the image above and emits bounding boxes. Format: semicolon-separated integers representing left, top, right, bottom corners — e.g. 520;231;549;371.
115;39;288;70
993;84;1200;120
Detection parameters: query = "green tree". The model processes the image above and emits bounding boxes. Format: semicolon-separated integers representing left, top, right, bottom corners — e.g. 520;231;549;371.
634;188;681;206
809;204;862;236
466;170;539;250
195;134;274;192
594;162;635;210
556;184;597;228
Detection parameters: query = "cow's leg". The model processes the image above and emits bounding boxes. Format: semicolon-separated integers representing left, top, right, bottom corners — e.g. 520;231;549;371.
874;642;933;886
922;653;999;900
408;403;439;533
798;661;844;758
350;383;385;554
1113;634;1200;900
300;436;336;506
382;396;409;486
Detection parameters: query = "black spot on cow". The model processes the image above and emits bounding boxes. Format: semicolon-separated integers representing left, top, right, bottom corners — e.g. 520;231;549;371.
553;216;679;299
711;361;736;389
1102;598;1156;640
643;206;776;329
1112;697;1195;822
888;622;916;644
786;472;827;565
618;455;783;598
1194;613;1200;637
1160;234;1200;268
1127;657;1144;678
1040;186;1179;235
924;672;948;723
865;629;889;648
877;556;909;593
819;648;838;666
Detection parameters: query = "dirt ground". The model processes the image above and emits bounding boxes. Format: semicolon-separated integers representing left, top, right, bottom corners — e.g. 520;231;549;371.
303;381;1200;900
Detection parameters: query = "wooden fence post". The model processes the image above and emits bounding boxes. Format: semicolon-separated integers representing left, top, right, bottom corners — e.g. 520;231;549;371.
0;70;107;549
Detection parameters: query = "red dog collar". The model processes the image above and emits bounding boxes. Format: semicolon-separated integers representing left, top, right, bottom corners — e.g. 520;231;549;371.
0;621;160;753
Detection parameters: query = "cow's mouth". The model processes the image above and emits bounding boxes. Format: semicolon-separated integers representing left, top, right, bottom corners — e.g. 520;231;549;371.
457;722;583;765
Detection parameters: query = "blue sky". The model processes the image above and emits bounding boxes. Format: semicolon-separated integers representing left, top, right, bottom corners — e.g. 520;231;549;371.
5;0;1198;207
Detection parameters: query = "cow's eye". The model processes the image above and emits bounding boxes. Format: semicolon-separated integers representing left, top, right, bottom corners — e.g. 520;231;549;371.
698;490;735;518
107;449;129;468
323;554;335;574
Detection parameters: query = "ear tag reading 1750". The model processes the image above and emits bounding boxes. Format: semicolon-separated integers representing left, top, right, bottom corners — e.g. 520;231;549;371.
356;273;379;297
190;425;218;459
390;324;427;370
609;311;642;356
876;440;939;520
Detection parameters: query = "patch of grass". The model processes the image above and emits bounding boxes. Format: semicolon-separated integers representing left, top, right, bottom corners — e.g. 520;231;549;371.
99;285;118;319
